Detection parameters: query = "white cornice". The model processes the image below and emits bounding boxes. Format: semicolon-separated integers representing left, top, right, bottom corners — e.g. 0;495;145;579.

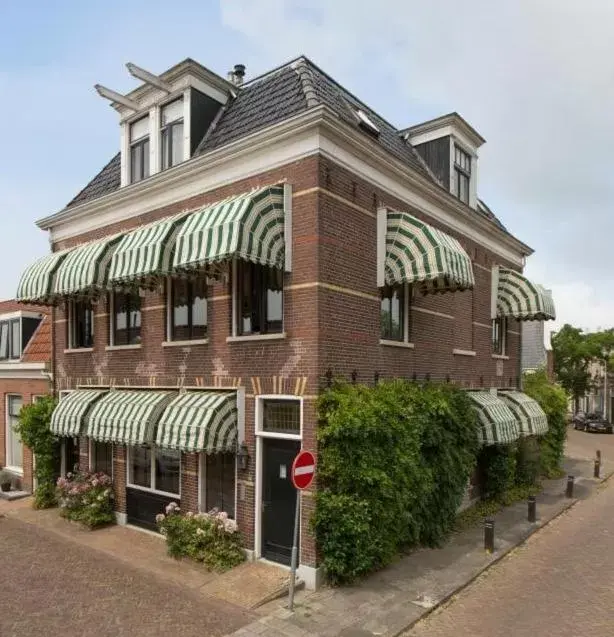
0;361;47;379
403;112;485;147
37;106;529;264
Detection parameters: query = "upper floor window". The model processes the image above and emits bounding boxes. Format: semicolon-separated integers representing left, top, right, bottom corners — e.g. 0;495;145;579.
492;316;507;355
169;277;207;341
130;116;150;184
236;261;283;336
454;145;471;204
381;284;409;342
160;99;184;171
0;319;21;360
111;290;141;346
68;300;94;349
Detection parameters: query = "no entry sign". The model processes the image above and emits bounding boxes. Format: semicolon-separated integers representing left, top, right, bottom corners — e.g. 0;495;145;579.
291;450;316;490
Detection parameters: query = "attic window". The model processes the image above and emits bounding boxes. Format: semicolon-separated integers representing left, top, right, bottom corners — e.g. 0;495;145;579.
356;109;380;136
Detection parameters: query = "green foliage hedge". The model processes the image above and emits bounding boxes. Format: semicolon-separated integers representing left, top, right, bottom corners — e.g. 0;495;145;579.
314;380;478;585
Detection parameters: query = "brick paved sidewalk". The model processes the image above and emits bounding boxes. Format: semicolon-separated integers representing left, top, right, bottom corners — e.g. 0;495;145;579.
230;451;612;637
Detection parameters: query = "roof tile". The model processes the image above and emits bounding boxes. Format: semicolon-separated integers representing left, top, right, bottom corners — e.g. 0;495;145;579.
22;315;51;363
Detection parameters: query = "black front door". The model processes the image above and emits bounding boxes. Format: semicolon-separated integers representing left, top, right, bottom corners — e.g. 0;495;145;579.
262;438;300;565
65;438;80;474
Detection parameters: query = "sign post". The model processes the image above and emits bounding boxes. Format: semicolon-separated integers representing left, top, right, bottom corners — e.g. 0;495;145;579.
288;450;316;610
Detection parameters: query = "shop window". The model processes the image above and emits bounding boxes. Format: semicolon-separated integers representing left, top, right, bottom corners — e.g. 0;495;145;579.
236;261;283;336
492;316;507;355
68;300;94;349
262;399;301;435
128;446;180;496
169;277;207;341
111;290;141;346
91;441;113;477
205;453;236;518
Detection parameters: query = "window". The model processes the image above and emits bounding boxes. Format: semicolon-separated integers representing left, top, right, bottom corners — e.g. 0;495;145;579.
10;320;20;359
492;316;507;355
5;395;23;470
170;278;207;341
129;116;150;183
0;319;24;360
0;322;8;359
454;145;471;204
91;441;113;477
160;99;184;171
262;400;301;435
111;290;141;346
380;285;405;341
128;446;180;496
68;300;94;349
236;261;283;336
356;109;380;136
205;453;235;518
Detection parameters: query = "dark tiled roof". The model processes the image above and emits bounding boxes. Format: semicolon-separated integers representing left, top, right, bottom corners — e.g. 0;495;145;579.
477;199;507;232
66;153;120;208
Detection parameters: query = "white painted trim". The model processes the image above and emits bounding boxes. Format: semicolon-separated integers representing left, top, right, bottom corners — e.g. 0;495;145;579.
255;431;302;441
376;207;387;287
413;306;454;320
491;265;499;320
5;394;23;472
473;321;492;329
0;361;46;371
226;333;286;343
492;354;510;360
120;121;129;187
182;88;191;162
126;445;181;498
162;339;209;347
64;348;94;354
105;344;142;351
380;340;414;349
0;310;44;321
149;104;160;176
231;259;238;338
237;386;246;444
283;183;293;273
453;349;477;357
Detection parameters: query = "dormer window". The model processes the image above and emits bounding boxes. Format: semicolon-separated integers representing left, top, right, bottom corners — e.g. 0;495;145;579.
356;109;380;136
129;116;150;183
454;145;471;204
161;99;184;170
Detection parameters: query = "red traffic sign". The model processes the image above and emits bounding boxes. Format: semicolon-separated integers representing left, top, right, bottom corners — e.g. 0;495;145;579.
291;450;316;490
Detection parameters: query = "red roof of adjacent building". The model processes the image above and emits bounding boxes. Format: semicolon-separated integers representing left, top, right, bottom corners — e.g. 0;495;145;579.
0;300;49;316
22;315;51;363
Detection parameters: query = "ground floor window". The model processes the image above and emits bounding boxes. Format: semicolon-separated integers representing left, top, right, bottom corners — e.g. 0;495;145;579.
128;446;180;496
91;440;113;477
492;316;507;355
5;395;23;470
205;453;236;518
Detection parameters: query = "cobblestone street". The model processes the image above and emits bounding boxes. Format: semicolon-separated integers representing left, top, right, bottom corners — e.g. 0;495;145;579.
405;472;614;637
0;516;254;637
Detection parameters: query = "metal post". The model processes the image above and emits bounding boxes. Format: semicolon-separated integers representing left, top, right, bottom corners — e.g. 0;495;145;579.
484;518;495;553
597;449;602;462
288;490;301;610
566;475;575;498
528;495;536;523
594;458;601;479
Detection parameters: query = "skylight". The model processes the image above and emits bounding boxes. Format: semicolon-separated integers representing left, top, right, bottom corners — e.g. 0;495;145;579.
356;109;380;135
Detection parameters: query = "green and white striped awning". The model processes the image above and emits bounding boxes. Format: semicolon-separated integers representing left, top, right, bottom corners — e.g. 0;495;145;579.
50;389;108;437
156;391;237;453
85;390;176;445
497;268;555;321
385;210;475;293
16;249;73;304
468;391;520;446
499;391;548;436
172;185;285;273
107;212;189;287
52;235;123;299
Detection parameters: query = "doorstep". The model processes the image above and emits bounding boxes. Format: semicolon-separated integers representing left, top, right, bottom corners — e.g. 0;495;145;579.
0;489;30;501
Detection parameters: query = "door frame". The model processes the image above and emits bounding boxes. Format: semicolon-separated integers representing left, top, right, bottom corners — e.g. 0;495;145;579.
254;395;303;560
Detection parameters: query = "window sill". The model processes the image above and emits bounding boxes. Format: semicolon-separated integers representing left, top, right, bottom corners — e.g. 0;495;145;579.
126;483;180;498
226;333;286;343
64;348;94;354
492;354;510;360
453;349;476;357
162;339;209;348
105;344;142;351
380;339;415;349
3;466;23;477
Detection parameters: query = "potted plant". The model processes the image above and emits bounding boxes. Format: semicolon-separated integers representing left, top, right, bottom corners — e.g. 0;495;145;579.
0;469;12;492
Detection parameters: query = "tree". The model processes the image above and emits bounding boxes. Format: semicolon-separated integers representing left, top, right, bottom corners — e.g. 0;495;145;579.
551;324;595;411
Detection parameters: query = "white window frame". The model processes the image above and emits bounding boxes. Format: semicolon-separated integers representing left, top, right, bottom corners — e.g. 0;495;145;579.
58;390;75;476
107;289;143;349
159;97;184;172
129;115;150;184
5;394;23;474
198;451;237;519
126;445;181;498
254;395;303;560
379;282;413;348
492;316;508;357
89;439;114;479
164;276;209;346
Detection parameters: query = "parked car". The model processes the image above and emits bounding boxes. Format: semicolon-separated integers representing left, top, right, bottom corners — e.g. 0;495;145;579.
572;411;586;427
575;412;613;434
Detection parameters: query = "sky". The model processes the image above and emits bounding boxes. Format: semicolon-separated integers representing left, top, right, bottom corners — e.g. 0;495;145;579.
1;0;612;341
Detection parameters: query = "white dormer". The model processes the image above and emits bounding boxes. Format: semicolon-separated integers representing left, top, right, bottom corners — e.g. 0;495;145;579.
95;59;238;187
402;113;485;210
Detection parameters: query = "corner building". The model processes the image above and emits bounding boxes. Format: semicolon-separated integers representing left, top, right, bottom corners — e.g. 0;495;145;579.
16;57;555;588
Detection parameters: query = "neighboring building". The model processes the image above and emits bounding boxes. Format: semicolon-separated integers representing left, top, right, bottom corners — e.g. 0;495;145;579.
521;321;547;372
16;57;555;587
0;301;51;492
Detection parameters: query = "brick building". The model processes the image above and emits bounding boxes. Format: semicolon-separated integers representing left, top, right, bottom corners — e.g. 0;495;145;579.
16;57;555;587
0;300;51;493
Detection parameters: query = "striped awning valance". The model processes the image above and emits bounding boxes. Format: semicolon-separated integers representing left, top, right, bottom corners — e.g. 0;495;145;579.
52;235;123;299
385;210;475;293
499;391;548;436
497;268;555;321
156;392;237;453
16;249;73;304
85;390;176;445
468;391;520;446
50;389;108;437
107;212;189;287
172;185;285;273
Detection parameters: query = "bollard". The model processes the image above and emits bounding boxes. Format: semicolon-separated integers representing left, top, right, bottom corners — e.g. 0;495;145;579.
594;458;601;479
484;518;495;553
528;495;536;523
566;475;575;498
597;449;602;462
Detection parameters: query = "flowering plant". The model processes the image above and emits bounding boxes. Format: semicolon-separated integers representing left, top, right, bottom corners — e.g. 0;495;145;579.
156;504;244;571
56;471;115;529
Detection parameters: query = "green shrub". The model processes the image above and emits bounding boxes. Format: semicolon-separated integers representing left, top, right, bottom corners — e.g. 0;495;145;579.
56;471;115;528
523;370;568;478
314;380;478;585
157;503;245;572
15;395;60;509
477;444;516;501
515;437;541;487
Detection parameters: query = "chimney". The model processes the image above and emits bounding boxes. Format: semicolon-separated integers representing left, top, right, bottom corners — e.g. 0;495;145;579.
228;63;246;86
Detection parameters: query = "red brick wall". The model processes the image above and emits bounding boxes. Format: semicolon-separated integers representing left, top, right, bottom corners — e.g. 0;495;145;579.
0;377;51;492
